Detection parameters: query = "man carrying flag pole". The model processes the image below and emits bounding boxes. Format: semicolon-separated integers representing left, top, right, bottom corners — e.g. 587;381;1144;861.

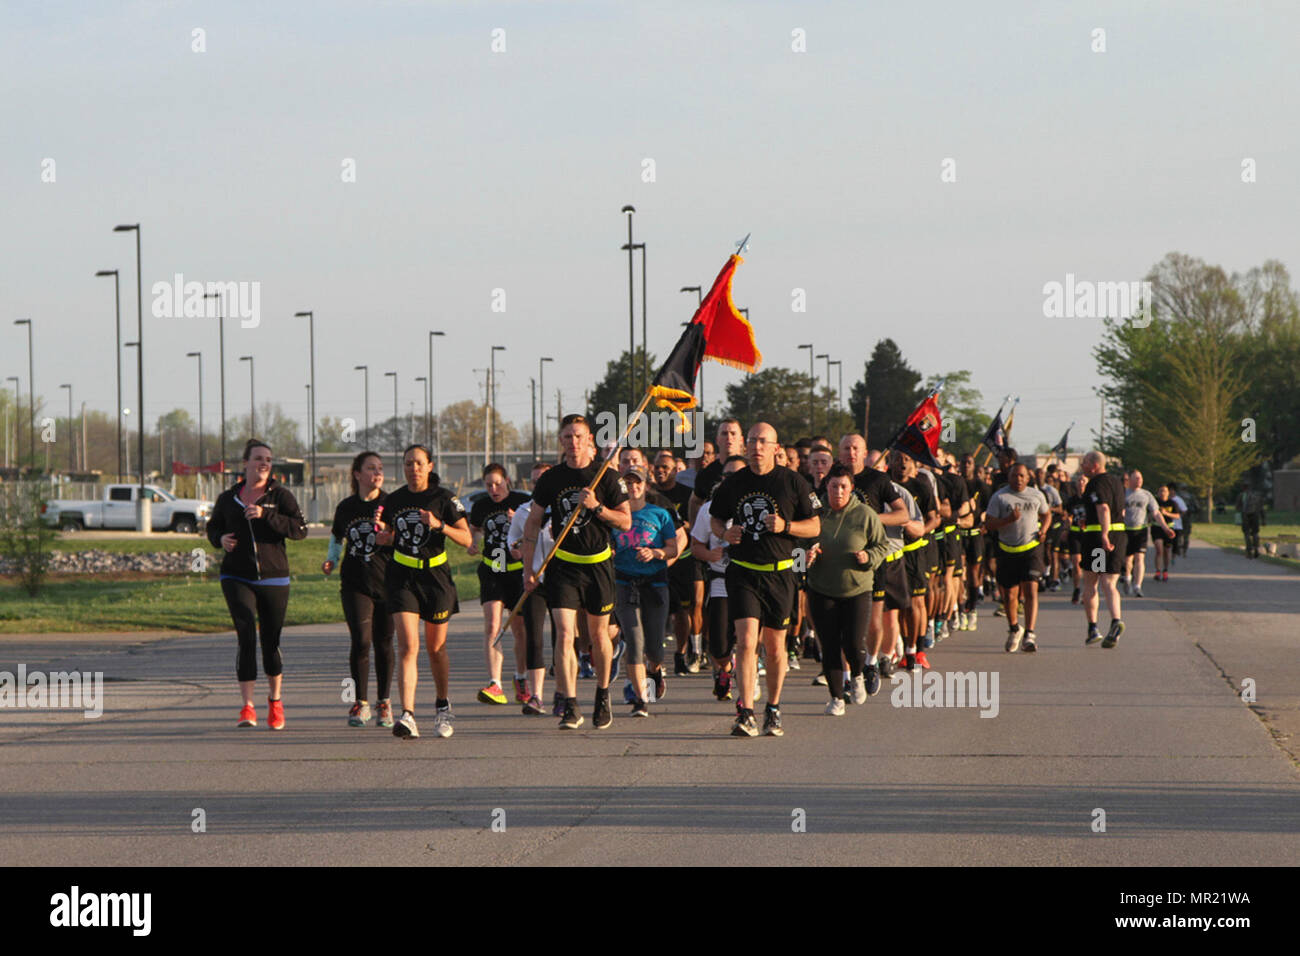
509;241;764;730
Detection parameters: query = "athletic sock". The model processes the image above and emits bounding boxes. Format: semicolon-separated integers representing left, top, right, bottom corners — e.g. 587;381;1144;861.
435;698;449;710
690;634;702;654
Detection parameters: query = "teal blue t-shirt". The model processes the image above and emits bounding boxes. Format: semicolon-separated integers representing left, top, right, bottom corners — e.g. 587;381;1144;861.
611;503;676;580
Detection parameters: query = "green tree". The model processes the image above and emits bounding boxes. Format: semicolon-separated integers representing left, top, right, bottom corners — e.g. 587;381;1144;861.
720;367;850;446
848;339;923;449
435;400;518;453
587;347;657;421
228;403;304;458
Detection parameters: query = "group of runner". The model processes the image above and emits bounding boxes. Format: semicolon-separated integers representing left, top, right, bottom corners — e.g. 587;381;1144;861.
206;418;1196;738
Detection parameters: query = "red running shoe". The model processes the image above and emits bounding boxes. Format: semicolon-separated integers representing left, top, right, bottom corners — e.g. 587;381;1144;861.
513;677;529;703
237;704;257;727
915;651;932;670
268;698;285;730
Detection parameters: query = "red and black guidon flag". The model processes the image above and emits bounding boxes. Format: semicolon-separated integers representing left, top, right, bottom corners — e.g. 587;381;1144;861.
890;392;943;469
650;254;761;429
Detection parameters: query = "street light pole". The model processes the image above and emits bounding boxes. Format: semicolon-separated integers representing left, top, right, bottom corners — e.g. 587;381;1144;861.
240;356;255;435
490;346;506;463
621;205;636;409
124;341;139;484
798;343;814;435
294;312;317;519
186;351;204;469
354;365;369;443
113;223;146;529
538;356;553;453
13;319;33;469
202;291;226;476
829;359;843;409
95;270;123;478
60;383;72;472
530;377;537;459
428;330;445;458
415;376;428;452
6;376;19;469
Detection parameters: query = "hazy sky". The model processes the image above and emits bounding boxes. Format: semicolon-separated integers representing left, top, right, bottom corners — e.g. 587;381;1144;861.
5;0;1298;453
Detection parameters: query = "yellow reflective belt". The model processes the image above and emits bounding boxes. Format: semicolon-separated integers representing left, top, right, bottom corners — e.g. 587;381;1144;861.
554;546;612;565
903;537;928;552
393;550;448;570
1083;524;1126;532
884;549;904;562
943;524;957;533
482;556;524;572
731;557;795;572
966;528;982;537
998;540;1040;553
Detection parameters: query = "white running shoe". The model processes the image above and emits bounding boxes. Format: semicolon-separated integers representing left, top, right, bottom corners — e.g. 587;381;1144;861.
851;674;868;706
825;697;846;717
432;707;455;738
1005;624;1025;653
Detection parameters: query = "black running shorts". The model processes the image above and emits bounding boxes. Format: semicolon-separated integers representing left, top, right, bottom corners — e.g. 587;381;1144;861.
872;552;909;611
724;562;796;630
477;562;524;607
545;556;616;616
385;562;459;623
994;543;1045;588
1080;531;1126;575
904;546;929;597
963;529;985;564
1125;527;1149;556
668;559;695;611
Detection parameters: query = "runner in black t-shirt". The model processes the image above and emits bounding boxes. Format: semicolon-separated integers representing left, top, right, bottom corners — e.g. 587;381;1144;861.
959;453;993;627
377;444;472;740
521;414;631;731
711;422;821;738
891;452;940;670
468;463;533;707
689;418;746;521
1078;451;1127;647
323;451;393;728
936;456;971;639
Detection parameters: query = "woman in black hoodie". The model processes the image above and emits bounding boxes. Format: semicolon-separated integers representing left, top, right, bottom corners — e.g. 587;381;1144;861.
206;439;308;729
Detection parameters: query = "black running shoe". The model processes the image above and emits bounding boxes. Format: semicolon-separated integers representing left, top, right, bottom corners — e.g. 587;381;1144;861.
651;667;666;701
674;652;689;676
1102;619;1125;648
903;652;917;671
762;704;784;737
559;703;584;730
731;708;758;737
713;668;733;701
864;665;881;696
878;655;896;678
1085;623;1102;646
630;699;649;718
1072;587;1081;605
592;691;612;729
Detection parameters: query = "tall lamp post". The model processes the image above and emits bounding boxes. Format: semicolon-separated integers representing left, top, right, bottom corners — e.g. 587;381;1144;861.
428;330;445;461
354;365;369;443
489;346;505;464
798;343;814;435
239;356;255;435
538;356;553;453
13;319;34;470
829;360;843;410
95;270;124;478
293;311;317;520
384;371;398;476
59;383;73;472
113;223;146;528
5;376;19;469
621;205;636;408
679;286;702;411
186;351;204;469
124;341;139;485
415;376;428;451
202;291;227;475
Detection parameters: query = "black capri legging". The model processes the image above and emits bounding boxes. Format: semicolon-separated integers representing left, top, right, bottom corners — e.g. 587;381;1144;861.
706;585;733;661
807;588;871;699
222;578;290;682
520;588;550;671
341;588;394;702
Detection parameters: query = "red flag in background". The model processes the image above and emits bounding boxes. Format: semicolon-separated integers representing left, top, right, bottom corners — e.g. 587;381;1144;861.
890;393;943;468
650;254;761;427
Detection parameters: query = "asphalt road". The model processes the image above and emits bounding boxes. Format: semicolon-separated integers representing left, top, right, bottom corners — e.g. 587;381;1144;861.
1;539;1295;866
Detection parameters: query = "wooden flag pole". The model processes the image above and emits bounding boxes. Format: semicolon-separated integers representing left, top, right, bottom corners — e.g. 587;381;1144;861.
494;389;654;644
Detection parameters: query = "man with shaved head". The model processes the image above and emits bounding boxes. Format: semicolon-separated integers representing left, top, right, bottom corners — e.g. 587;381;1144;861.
711;422;821;737
1122;469;1171;598
1079;451;1127;647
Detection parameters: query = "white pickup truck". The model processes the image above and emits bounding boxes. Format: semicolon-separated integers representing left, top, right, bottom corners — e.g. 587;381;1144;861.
42;484;213;534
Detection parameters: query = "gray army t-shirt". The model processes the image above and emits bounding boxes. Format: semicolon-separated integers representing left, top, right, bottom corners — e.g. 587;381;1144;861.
987;486;1049;547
